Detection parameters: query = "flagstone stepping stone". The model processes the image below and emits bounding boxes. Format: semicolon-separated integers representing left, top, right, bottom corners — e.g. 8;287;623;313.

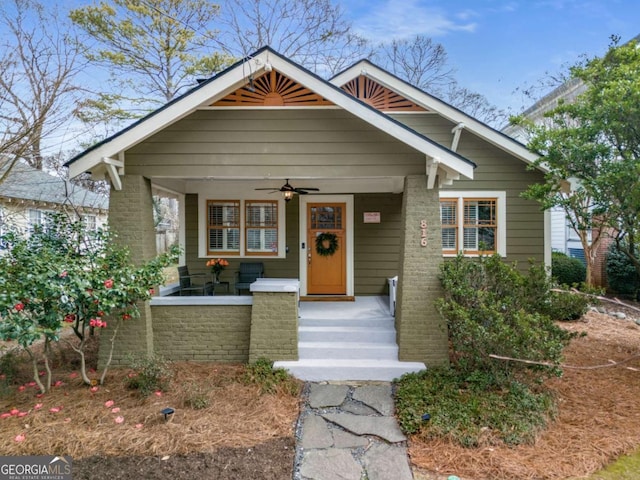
321;413;406;443
332;428;369;448
352;384;394;416
308;384;349;408
340;400;378;416
300;449;362;480
363;443;413;480
301;414;333;449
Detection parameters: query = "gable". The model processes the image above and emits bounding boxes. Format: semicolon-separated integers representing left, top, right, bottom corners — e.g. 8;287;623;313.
331;60;539;167
341;76;427;112
211;70;334;107
66;46;475;185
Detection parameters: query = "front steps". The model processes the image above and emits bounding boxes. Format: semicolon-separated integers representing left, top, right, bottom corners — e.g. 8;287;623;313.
274;297;426;382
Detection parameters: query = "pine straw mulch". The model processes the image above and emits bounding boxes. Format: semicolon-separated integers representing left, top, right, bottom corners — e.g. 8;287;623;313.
411;309;640;480
0;342;300;479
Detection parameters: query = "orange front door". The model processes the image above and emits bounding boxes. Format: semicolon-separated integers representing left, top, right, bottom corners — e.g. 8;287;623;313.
307;203;347;295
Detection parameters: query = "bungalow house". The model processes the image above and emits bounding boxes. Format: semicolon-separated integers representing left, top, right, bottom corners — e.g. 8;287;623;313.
66;47;545;381
0;161;107;235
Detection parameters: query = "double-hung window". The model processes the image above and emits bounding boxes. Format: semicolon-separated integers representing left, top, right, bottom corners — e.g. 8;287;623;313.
439;192;506;256
204;199;282;257
207;200;240;255
245;201;278;255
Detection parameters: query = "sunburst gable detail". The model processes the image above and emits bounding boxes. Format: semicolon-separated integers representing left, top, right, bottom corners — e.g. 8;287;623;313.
211;70;334;107
341;76;427;112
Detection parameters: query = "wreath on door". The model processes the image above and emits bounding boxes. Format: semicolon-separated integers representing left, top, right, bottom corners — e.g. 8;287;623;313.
315;232;339;256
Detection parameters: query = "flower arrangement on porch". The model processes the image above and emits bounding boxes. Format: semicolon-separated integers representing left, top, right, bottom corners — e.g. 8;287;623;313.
206;258;229;283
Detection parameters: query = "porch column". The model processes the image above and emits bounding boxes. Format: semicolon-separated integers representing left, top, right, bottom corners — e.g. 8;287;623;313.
98;175;157;367
249;280;299;363
395;175;448;366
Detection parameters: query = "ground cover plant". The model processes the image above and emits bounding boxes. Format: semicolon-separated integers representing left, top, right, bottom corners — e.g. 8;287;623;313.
396;254;589;449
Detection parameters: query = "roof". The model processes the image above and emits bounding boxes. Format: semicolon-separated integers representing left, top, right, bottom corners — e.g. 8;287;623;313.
0;161;108;210
66;46;476;183
330;59;539;166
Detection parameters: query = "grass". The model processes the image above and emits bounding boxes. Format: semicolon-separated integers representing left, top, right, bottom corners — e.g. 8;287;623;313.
395;367;555;447
581;450;640;480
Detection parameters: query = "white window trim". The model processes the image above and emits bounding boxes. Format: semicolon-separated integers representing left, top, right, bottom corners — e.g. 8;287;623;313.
439;190;507;257
198;194;286;259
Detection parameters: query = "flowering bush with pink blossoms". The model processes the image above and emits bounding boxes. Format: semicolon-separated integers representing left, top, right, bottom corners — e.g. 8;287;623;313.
0;213;179;392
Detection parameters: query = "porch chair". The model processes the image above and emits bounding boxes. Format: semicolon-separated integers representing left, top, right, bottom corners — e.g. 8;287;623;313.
178;265;214;296
235;262;264;295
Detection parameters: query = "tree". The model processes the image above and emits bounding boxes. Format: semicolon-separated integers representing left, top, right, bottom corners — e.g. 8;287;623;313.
372;35;506;126
512;37;640;285
0;0;83;176
374;35;454;93
0;213;179;392
70;0;233;122
216;0;370;75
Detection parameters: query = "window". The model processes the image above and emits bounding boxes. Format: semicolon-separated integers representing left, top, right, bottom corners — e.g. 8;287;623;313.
245;201;278;255
440;200;457;253
463;199;497;253
83;215;97;232
207;200;240;255
201;196;285;258
440;192;506;256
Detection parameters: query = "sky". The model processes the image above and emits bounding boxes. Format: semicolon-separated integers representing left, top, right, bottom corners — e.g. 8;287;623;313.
343;0;640;114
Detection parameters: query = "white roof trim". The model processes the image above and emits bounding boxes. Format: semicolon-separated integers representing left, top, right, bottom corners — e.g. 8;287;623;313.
331;61;540;167
69;48;474;181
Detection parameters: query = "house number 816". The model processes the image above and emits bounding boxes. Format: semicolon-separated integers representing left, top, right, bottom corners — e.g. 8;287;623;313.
420;220;427;247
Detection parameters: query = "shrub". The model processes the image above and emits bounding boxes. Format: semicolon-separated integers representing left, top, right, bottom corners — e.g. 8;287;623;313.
244;358;300;395
437;254;577;384
182;382;210;410
606;243;640;299
551;251;586;286
126;354;173;396
394;368;555;445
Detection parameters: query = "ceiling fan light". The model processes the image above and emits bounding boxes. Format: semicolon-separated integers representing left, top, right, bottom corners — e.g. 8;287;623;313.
283;190;294;202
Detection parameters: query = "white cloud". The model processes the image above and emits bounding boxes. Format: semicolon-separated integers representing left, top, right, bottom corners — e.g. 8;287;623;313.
353;0;477;41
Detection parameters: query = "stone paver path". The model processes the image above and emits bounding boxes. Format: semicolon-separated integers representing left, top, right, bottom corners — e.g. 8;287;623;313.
294;382;413;480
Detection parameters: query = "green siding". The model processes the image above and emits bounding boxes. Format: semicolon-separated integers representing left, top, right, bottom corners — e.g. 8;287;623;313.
126;110;424;178
392;113;546;269
353;193;402;295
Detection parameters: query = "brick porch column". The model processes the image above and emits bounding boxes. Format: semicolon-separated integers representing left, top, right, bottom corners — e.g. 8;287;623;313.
249;280;299;363
395;175;449;366
98;175;157;367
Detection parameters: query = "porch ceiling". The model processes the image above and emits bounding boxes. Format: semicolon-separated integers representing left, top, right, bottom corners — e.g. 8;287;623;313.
150;176;407;195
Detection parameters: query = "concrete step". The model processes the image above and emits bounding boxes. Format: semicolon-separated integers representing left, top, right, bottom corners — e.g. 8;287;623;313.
274;359;426;382
299;341;398;360
299;316;394;328
299;326;396;343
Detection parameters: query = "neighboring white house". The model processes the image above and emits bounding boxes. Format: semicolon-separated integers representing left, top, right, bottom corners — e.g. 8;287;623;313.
0;161;108;235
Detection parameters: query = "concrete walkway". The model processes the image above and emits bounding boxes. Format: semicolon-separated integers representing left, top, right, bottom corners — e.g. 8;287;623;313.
294;382;413;480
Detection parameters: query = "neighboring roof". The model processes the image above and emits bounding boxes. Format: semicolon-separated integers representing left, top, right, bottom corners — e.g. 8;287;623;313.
0;161;107;210
330;59;539;166
66;46;475;182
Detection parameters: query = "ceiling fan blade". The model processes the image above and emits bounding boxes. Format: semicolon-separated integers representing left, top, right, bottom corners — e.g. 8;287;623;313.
297;190;309;194
295;187;320;192
254;187;279;191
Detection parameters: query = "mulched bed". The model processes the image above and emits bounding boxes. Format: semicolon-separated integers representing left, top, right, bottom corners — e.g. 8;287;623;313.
410;307;640;480
73;437;295;480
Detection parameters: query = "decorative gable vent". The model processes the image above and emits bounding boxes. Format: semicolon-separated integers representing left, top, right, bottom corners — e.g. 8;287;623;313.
341;76;427;112
211;70;334;107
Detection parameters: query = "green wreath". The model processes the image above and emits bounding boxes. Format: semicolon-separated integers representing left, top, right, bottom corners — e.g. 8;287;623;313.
315;232;339;257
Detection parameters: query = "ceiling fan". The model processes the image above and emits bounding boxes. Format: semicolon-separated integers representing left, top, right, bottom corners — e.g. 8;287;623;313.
255;179;319;202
